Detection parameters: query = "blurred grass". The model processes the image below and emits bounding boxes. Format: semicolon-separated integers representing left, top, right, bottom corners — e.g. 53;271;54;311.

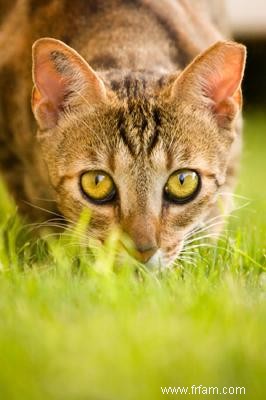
0;111;265;400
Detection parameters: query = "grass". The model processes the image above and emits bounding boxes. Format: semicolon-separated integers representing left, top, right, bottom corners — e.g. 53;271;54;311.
0;111;265;400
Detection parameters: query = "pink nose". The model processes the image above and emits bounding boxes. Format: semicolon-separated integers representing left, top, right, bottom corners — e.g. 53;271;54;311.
121;213;158;263
134;244;158;263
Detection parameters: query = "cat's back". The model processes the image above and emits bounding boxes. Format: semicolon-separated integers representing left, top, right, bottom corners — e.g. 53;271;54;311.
0;0;230;149
0;0;229;70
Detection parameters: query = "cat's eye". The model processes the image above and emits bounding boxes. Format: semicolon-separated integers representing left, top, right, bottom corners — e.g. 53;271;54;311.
80;171;116;203
164;169;200;203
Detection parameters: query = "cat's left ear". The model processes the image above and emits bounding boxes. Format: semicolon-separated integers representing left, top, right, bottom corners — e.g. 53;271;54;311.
171;41;246;127
32;38;106;130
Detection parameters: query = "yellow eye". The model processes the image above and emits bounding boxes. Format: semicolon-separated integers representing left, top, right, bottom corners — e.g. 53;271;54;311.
165;169;200;203
80;171;116;203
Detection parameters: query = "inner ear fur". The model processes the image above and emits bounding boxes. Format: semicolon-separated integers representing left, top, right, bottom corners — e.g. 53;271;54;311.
171;41;247;127
32;38;106;130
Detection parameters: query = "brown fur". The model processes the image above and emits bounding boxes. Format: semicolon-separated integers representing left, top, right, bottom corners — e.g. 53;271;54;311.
0;0;246;266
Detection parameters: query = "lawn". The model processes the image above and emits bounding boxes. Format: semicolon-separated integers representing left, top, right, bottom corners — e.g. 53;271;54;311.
0;111;265;400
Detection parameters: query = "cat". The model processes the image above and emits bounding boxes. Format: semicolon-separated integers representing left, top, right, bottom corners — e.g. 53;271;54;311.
0;0;246;266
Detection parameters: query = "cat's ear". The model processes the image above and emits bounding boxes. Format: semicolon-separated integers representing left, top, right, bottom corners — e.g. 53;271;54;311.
171;41;246;127
32;38;106;130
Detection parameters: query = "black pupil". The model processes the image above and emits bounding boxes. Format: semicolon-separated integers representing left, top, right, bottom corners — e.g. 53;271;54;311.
95;175;104;185
179;173;185;185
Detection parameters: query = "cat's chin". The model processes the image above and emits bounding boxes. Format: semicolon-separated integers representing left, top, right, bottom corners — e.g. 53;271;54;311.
145;250;175;269
145;251;163;269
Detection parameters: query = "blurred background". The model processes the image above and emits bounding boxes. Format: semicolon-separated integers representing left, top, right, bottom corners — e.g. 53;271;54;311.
225;0;266;106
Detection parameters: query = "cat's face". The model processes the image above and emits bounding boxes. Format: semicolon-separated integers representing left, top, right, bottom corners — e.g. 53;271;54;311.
32;38;246;266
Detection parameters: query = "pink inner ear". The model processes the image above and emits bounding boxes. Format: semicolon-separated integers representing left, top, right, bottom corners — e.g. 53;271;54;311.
206;64;243;125
204;53;244;106
171;42;246;127
36;58;67;111
210;75;240;106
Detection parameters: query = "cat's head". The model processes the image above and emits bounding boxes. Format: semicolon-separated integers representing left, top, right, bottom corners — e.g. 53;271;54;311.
31;38;246;266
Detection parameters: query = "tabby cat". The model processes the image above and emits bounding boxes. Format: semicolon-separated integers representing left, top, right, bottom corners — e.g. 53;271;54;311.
0;0;246;266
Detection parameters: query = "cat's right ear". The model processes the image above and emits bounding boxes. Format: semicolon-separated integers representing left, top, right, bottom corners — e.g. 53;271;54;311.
32;38;106;130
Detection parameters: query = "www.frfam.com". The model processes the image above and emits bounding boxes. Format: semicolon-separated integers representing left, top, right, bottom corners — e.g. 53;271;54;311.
161;385;246;396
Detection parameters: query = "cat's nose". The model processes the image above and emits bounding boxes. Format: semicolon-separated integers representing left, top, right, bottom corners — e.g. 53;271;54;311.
121;213;159;263
134;244;158;263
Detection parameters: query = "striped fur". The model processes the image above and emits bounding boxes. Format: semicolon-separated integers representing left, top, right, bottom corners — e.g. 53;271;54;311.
0;1;245;265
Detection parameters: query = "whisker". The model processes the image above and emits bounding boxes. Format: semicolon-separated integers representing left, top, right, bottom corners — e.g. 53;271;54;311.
27;223;68;232
174;257;197;267
24;217;68;228
183;232;226;246
178;255;197;263
22;200;75;225
31;197;57;203
184;220;227;240
185;202;249;241
184;243;217;250
179;249;206;262
41;225;104;245
183;217;225;239
185;198;250;241
184;243;233;256
218;192;251;201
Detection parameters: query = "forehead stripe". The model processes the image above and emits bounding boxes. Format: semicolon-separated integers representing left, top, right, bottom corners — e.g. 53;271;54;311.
117;113;135;155
147;107;161;154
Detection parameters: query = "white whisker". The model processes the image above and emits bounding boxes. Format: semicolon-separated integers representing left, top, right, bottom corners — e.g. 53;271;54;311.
218;192;251;201
22;200;76;225
183;232;226;246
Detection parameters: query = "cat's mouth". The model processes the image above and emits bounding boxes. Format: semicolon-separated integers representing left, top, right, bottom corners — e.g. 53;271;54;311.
145;250;165;268
143;243;184;268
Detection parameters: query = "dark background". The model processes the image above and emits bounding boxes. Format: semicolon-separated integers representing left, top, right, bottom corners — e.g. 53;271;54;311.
238;38;266;107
